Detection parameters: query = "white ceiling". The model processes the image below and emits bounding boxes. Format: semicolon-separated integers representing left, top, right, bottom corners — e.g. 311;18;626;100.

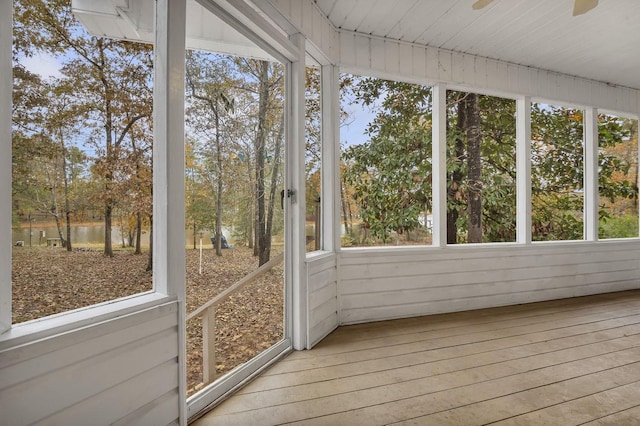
73;0;276;60
314;0;640;90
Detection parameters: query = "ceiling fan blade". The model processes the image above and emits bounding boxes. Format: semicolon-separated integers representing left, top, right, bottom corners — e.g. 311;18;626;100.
472;0;495;10
573;0;598;16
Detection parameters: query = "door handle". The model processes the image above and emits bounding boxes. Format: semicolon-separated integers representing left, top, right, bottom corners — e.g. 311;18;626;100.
281;189;296;209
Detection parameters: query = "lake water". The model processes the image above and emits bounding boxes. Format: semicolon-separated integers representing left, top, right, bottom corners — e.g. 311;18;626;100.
12;223;233;248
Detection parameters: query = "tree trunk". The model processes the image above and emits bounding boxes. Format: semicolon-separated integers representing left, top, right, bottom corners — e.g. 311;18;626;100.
447;96;466;244
104;202;113;256
214;110;223;256
130;134;144;255
53;211;65;247
255;61;270;266
465;93;482;243
48;171;65;247
65;210;72;251
62;138;72;252
146;215;153;271
54;214;64;246
103;49;114;257
135;212;142;254
253;199;259;256
247;201;253;249
193;221;197;250
120;214;127;248
265;121;284;264
247;160;254;250
340;183;349;234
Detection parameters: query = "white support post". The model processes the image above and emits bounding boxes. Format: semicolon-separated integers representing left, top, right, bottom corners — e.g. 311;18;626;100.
516;96;532;244
321;64;340;253
154;0;187;422
584;107;599;241
0;0;12;334
432;83;447;247
288;33;307;350
153;0;186;297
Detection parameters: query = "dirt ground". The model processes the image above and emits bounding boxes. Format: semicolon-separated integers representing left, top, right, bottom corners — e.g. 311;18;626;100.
11;245;284;395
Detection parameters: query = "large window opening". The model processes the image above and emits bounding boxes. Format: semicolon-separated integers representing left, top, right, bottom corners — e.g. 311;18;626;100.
340;73;433;247
184;49;285;396
598;114;639;238
11;0;154;324
531;103;584;241
445;91;517;244
305;64;322;253
183;0;287;404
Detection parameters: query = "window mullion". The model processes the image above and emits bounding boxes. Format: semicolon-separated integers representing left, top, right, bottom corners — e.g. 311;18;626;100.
432;83;447;247
0;0;12;333
153;0;186;297
321;64;339;252
289;33;307;350
516;96;532;244
584;107;599;241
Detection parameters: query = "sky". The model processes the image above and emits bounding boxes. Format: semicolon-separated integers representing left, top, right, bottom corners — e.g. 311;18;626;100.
20;52;63;79
340;103;373;147
19;49;378;151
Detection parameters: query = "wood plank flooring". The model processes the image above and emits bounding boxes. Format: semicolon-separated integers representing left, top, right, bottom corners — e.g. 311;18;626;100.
193;290;640;425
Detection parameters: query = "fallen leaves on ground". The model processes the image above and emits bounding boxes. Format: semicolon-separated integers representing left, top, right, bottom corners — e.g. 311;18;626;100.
12;245;283;397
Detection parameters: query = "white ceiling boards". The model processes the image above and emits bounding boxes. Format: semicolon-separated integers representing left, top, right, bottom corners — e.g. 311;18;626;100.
72;0;285;61
314;0;640;90
73;0;639;113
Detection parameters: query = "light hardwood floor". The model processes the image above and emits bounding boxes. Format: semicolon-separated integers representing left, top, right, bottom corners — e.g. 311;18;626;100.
194;290;640;425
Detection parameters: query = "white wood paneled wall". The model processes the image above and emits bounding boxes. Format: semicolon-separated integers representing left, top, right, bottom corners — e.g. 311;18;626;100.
339;241;640;325
269;0;338;64
267;0;640;116
0;301;181;425
306;254;338;348
338;32;640;115
267;0;640;331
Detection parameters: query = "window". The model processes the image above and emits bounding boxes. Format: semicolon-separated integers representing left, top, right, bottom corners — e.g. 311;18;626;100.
446;91;516;244
598;114;639;238
340;73;433;247
305;65;322;252
11;1;154;324
183;12;286;396
531;103;584;241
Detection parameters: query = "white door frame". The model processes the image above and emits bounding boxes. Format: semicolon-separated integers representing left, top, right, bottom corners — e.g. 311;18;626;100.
185;0;306;419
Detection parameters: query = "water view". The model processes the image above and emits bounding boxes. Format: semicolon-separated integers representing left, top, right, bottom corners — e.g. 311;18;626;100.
12;223;233;248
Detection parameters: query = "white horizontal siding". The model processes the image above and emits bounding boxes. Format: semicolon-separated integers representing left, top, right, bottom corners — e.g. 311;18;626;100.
306;254;338;348
0;300;180;426
339;241;640;325
267;1;639;115
269;0;338;63
338;31;640;115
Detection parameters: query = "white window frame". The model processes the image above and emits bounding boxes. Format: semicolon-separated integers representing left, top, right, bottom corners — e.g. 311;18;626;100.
0;0;185;345
1;0;13;334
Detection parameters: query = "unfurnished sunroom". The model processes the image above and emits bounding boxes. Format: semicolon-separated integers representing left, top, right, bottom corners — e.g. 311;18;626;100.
1;0;640;424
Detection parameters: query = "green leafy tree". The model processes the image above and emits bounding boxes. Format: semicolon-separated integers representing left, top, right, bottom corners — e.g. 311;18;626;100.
531;105;585;240
597;115;638;238
342;78;635;245
446;92;516;244
342;78;432;243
